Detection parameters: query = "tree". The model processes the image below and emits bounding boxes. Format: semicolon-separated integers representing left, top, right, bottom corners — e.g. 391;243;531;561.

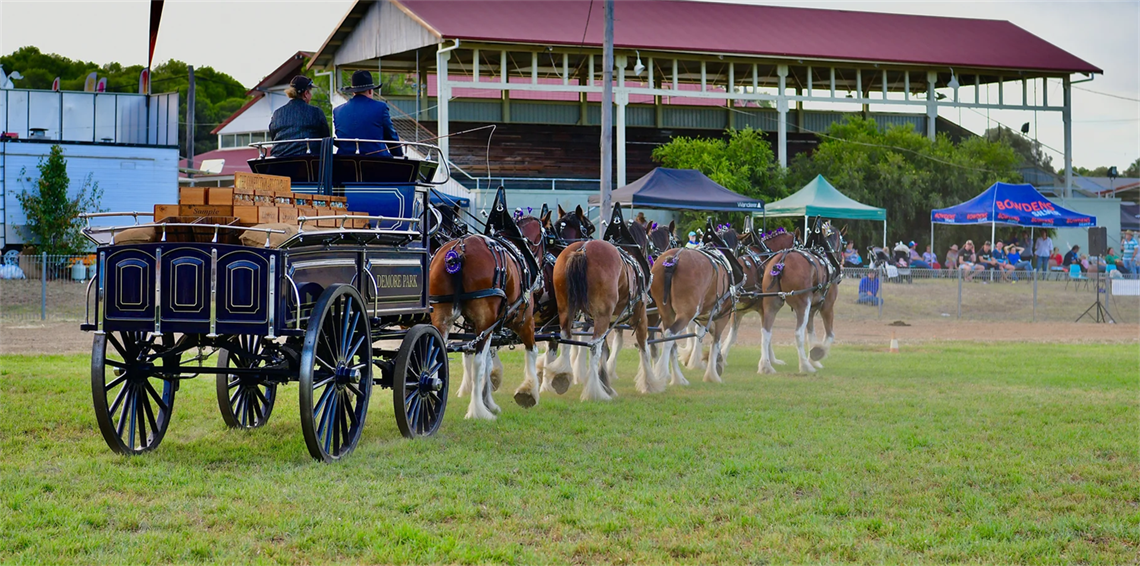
984;125;1053;173
17;145;104;255
1124;158;1140;178
787;116;1021;254
651;128;786;233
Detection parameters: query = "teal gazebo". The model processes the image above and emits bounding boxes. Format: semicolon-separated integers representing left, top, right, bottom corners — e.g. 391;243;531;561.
763;175;888;246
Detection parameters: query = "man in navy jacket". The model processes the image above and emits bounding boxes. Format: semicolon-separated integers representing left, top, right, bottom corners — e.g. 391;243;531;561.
333;70;403;158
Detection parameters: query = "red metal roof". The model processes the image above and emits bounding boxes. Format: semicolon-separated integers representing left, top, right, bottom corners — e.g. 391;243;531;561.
178;147;260;178
396;0;1100;74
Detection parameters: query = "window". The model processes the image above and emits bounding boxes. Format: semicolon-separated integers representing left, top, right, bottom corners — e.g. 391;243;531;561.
219;134;236;149
236;133;251;147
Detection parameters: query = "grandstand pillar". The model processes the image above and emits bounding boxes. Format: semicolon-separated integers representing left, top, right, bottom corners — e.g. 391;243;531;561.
436;48;452;161
777;65;788;167
1063;76;1073;198
926;71;938;141
616;90;628;188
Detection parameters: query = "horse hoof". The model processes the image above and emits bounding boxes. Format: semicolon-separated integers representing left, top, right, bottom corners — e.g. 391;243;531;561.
513;391;537;408
773;359;787;366
809;347;826;361
490;374;502;391
551;373;571;395
812;361;823;369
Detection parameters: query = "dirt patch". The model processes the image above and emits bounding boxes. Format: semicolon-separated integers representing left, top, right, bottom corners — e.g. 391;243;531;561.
1;317;1135;357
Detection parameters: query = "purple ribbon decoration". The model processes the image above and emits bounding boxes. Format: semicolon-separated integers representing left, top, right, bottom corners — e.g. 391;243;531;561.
770;262;784;276
444;249;462;274
663;255;677;268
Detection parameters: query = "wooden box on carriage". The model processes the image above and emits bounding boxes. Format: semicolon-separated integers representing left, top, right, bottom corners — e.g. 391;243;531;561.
234;171;291;195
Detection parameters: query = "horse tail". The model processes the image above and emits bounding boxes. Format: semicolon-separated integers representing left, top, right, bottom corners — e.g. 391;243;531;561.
565;246;589;316
443;242;465;306
662;251;679;306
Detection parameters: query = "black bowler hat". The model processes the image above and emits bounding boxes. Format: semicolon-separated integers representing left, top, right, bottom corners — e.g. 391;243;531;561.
289;75;314;91
343;70;379;93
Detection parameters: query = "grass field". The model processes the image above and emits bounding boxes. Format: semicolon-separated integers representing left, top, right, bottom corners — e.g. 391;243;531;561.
1;343;1137;564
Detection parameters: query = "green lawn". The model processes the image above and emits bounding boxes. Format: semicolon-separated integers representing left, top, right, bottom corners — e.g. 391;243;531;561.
1;343;1137;564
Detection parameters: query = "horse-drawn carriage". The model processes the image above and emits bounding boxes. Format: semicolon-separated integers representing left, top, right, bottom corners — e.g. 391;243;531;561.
80;139;452;461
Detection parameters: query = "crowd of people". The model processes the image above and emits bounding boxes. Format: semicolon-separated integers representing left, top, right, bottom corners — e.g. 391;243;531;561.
850;230;1139;305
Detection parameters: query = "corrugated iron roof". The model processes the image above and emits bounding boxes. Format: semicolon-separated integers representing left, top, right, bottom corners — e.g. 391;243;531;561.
381;0;1099;74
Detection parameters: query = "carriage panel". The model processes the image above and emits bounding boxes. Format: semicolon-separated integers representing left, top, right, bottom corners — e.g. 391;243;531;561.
286;250;362;322
365;249;428;314
102;247;157;332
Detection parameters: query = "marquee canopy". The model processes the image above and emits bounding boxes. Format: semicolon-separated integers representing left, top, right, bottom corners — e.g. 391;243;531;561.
931;182;1096;227
587;168;764;212
764;175;887;220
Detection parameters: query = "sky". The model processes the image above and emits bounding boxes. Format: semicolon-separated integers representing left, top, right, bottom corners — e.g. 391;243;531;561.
1;0;1137;170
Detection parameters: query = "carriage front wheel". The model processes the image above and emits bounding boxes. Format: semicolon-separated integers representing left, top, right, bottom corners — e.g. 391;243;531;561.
91;331;179;454
393;324;449;438
298;285;373;462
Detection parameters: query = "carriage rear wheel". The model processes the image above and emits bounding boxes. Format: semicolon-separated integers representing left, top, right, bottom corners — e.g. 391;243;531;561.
393;324;449;438
216;335;278;429
298;285;373;462
91;331;179;454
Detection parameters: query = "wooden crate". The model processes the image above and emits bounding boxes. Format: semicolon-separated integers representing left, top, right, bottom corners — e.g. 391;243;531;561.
253;189;275;205
296;207;318;227
234;171;291;195
232;205;279;226
316;207;337;228
292;193;310;207
234;187;256;204
153;204;179;222
180;204;234;218
277;206;298;225
207;187;234;205
179;187;207;205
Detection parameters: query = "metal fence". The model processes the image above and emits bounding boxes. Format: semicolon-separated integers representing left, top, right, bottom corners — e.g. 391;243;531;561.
1;256;1136;325
840;267;1139;325
0;254;94;323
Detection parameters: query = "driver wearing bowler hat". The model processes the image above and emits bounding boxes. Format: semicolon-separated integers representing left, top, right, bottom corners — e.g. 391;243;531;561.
333;70;403;158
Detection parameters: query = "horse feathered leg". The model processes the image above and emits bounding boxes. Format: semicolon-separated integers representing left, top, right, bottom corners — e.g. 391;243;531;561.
581;342;612;402
513;346;541;408
458;352;475;397
545;340;573;394
489;349;504;391
794;301;816;374
758;299;778;374
465;340;496;420
605;330;623;380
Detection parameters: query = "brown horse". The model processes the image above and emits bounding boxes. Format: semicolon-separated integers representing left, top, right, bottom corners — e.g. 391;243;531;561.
727;227;798;369
757;220;844;374
650;228;738;385
428;198;546;419
543;206;662;400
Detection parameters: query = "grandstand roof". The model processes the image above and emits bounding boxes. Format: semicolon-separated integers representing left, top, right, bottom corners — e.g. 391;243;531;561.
312;0;1100;74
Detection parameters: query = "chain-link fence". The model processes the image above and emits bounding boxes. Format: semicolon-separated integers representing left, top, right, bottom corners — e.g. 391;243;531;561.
0;254;94;323
1;256;1136;325
841;267;1139;325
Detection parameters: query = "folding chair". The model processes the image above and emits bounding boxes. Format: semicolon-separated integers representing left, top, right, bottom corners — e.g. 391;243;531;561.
1064;263;1090;291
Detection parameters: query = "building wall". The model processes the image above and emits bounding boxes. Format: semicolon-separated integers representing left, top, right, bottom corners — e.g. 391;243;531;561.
2;141;179;248
1050;197;1123;255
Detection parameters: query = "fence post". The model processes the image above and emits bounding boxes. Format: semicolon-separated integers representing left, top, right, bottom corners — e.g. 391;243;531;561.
956;266;962;320
41;252;47;321
877;271;883;319
1032;272;1038;322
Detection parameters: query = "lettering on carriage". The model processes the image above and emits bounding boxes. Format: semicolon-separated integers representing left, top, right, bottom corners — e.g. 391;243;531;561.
376;274;419;288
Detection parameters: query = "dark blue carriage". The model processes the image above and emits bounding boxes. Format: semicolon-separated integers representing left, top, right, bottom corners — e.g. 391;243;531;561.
81;139;451;462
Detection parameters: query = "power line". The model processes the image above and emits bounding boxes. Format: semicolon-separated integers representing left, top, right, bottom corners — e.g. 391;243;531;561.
1072;85;1140;103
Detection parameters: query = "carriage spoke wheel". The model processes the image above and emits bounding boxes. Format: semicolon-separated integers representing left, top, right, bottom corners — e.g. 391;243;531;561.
217;335;278;429
91;331;178;455
299;285;372;462
393;324;449;438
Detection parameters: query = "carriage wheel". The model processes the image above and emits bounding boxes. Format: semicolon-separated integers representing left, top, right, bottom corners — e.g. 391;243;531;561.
216;335;278;429
298;285;372;462
91;331;179;455
393;324;449;438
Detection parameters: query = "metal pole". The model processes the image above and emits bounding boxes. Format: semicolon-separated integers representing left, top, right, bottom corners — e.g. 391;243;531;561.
186;65;195;172
599;0;614;224
883;219;887;249
957;264;962;319
41;252;47;321
877;271;883;319
1032;271;1038;321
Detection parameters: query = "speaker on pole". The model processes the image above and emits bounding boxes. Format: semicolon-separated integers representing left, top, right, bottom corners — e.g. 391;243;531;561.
1088;227;1107;257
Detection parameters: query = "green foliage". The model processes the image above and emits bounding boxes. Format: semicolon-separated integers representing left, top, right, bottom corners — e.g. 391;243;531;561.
787;116;1021;255
984;125;1054;173
1080;158;1140;178
1125;158;1140;178
16;145;103;255
651;128;787;233
1;46;249;156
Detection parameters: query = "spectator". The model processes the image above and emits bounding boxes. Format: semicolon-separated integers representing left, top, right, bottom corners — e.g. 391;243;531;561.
944;244;959;270
634;212;648;227
908;241;931;268
1063;245;1084;272
1034;232;1054;272
922;245;938;268
1122;231;1138;275
1006;241;1032;271
958;240;983;281
857;270;882;306
685;231;700;249
1105;247;1130;275
1049;249;1064;270
843;242;863;268
992;241;1015;282
978;241;999;274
